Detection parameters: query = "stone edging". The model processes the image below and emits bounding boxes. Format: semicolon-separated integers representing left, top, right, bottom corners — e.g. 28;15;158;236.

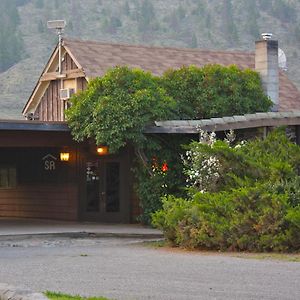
0;283;47;300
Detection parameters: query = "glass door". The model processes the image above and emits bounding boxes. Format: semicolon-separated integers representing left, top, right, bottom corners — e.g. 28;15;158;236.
83;158;129;223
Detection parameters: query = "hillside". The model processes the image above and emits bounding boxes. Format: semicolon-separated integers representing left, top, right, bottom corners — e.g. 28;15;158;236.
1;0;300;119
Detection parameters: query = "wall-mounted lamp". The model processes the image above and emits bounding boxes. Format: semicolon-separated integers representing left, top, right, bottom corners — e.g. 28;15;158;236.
60;152;70;161
97;146;109;156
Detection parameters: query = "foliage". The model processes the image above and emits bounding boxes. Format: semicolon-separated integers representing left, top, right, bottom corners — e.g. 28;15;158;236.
0;0;24;72
135;135;188;224
67;65;273;224
183;129;300;194
153;184;300;252
153;130;300;251
161;65;272;119
66;66;176;153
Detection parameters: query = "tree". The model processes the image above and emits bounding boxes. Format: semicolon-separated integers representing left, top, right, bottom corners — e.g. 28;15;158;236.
161;64;272;119
222;0;238;42
66;67;176;154
66;65;272;223
0;0;24;72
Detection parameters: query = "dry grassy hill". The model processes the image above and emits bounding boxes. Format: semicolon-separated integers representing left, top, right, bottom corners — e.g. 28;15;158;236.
1;0;300;119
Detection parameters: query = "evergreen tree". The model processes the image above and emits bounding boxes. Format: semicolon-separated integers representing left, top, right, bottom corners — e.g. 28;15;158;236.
222;0;238;42
244;0;260;38
0;0;24;72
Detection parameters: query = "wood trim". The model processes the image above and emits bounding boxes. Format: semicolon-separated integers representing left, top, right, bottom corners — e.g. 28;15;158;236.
146;116;300;133
40;69;85;82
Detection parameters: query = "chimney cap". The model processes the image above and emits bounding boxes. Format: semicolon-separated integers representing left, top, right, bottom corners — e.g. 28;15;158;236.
261;33;273;40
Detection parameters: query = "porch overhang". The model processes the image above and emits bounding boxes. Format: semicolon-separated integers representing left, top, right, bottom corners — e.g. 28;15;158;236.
145;111;300;134
0;120;70;132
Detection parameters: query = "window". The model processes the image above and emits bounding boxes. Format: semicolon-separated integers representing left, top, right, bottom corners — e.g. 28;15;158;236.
0;166;16;188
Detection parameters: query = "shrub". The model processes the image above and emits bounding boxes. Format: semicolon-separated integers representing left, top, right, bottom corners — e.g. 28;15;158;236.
153;184;299;252
153;129;300;252
161;65;272;119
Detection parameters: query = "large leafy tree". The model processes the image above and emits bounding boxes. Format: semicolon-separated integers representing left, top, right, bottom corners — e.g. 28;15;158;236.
161;64;272;119
66;66;176;154
66;64;272;223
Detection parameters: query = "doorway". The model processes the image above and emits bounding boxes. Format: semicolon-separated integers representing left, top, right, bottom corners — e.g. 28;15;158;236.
82;154;130;223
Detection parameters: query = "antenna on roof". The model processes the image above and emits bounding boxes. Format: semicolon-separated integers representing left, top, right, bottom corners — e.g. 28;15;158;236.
47;20;66;75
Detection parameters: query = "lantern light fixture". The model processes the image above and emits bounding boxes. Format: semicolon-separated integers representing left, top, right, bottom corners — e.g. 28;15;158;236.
60;152;70;161
97;146;109;156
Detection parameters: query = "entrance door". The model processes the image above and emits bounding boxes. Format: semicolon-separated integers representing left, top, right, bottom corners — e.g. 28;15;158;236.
83;157;130;223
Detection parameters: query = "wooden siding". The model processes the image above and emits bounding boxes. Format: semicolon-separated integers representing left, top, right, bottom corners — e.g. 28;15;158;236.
0;184;78;220
0;131;76;147
35;80;62;121
77;77;87;91
62;52;78;72
35;52;87;122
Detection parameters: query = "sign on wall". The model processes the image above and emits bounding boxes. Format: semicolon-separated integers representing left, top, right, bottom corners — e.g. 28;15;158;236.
42;154;57;171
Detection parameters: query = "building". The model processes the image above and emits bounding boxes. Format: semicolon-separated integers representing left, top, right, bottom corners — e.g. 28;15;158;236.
1;36;300;222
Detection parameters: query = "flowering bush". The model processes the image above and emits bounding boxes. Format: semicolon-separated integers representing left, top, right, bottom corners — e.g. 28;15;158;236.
183;130;247;193
153;129;300;251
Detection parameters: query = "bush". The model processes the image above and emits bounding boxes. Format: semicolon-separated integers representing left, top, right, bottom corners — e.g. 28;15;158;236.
161;65;272;119
153;185;299;252
153;130;300;252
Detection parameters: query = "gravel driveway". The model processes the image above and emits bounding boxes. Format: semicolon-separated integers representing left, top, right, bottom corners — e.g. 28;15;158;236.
0;235;299;300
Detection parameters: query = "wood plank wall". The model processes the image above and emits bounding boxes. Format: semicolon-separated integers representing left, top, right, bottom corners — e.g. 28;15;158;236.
0;184;78;220
35;52;87;121
62;52;77;71
36;80;61;121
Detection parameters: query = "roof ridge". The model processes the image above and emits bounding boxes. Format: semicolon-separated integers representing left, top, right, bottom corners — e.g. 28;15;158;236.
63;37;255;56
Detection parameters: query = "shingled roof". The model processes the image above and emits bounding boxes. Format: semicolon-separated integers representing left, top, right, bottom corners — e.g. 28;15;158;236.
63;38;300;112
23;38;300;115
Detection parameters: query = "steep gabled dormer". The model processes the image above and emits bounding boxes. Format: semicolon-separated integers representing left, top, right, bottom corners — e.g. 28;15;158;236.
22;40;87;121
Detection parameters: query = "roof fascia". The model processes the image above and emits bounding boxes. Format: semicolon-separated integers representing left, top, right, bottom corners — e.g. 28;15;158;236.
22;44;60;114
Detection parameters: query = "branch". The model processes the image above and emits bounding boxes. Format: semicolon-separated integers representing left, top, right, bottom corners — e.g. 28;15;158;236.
135;147;153;177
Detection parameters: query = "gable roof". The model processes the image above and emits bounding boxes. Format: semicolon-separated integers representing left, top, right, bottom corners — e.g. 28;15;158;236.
23;38;300;114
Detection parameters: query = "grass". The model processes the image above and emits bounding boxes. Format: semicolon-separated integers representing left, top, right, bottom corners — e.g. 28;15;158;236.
234;253;300;262
141;240;300;262
45;291;111;300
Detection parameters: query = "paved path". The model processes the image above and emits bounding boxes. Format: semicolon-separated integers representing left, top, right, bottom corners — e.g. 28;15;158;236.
0;235;299;300
0;218;162;238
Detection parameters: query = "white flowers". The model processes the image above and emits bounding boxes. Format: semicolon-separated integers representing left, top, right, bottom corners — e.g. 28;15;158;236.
197;128;216;146
183;131;220;192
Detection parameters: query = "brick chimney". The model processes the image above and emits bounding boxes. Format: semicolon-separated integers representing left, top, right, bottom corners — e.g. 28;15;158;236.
255;33;279;111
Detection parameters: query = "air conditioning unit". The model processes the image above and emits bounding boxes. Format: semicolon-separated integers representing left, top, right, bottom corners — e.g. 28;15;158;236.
60;88;75;100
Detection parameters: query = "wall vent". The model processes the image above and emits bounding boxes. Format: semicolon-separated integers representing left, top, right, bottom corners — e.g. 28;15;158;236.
60;88;75;100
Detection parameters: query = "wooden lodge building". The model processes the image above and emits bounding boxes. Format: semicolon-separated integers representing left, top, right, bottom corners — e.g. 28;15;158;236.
1;36;300;222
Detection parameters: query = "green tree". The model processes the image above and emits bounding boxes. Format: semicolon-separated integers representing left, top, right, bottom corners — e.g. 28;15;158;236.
66;65;272;223
189;33;198;48
66;66;176;153
222;0;238;42
34;0;44;9
137;0;157;33
0;0;24;72
244;0;260;38
161;65;272;119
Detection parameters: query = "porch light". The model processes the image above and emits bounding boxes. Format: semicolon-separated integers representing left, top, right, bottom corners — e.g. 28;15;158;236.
97;146;109;156
60;152;70;161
